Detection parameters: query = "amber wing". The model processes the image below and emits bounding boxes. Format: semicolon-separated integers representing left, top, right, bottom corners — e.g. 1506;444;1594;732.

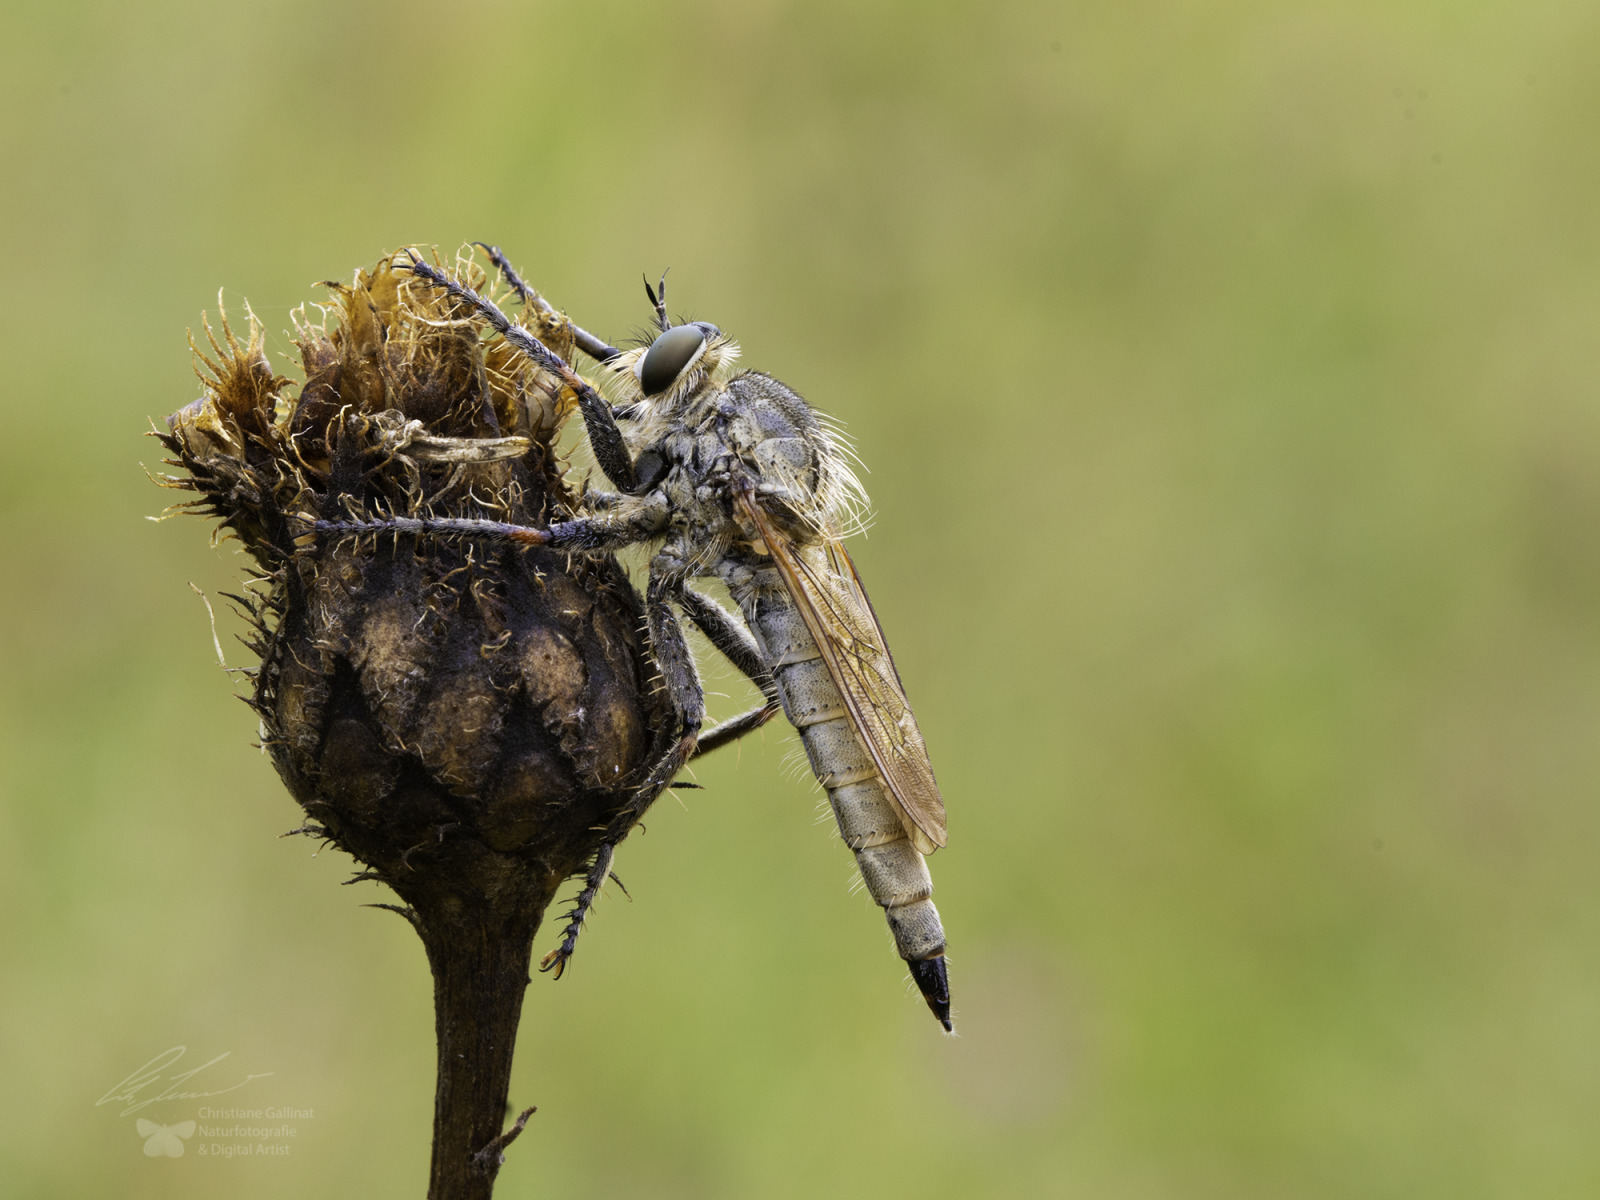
737;492;948;853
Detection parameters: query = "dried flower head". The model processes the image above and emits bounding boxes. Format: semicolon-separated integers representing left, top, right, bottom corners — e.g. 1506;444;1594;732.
155;248;672;915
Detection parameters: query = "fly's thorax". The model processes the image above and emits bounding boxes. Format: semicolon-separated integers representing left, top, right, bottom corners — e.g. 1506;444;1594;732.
720;377;822;497
722;373;868;540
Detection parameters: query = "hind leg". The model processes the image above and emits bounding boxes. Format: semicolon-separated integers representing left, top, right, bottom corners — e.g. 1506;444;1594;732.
539;567;704;976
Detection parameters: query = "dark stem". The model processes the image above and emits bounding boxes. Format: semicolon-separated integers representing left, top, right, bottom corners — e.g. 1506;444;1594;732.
410;891;551;1200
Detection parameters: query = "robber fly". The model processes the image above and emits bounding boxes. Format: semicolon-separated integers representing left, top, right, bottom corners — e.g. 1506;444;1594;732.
317;248;953;1030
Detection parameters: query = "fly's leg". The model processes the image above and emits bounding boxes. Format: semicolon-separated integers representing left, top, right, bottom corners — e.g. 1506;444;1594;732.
473;242;621;363
676;587;782;759
312;497;669;554
536;842;617;981
539;570;705;977
638;573;706;794
693;705;779;758
475;242;533;307
399;253;639;492
678;586;769;684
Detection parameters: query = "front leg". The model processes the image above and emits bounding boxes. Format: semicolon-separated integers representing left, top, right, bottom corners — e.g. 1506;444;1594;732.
399;254;640;493
474;242;622;363
540;567;704;976
313;495;669;554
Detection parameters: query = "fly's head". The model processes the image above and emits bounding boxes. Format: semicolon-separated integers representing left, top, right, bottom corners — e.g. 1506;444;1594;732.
605;276;741;422
608;322;741;413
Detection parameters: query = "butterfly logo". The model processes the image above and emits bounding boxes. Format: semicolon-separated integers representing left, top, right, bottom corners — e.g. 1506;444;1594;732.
136;1119;196;1158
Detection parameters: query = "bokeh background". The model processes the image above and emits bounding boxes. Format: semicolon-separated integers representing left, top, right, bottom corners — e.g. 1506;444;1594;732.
3;0;1599;1196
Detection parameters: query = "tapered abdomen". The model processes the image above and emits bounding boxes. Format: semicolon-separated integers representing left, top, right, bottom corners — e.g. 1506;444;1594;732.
736;567;949;988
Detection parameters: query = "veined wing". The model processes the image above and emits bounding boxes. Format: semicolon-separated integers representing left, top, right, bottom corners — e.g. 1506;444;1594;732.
736;491;947;853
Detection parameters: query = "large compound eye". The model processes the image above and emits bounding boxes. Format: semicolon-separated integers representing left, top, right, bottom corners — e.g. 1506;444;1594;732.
637;324;707;396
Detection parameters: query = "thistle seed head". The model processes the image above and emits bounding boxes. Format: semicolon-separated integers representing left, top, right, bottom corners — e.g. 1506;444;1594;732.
156;250;672;911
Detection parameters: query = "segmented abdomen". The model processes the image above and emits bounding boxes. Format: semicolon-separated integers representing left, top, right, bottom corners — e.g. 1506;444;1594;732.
739;567;946;964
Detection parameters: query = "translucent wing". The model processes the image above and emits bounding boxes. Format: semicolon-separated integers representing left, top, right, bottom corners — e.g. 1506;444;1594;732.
736;491;947;853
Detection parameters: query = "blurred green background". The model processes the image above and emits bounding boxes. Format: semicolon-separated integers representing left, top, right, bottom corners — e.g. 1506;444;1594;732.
4;0;1599;1196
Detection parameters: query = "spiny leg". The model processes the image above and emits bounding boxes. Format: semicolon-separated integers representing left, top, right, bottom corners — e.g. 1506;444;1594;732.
475;242;533;307
540;587;784;973
540;570;705;976
677;587;770;687
398;253;640;493
537;842;616;981
473;242;621;363
637;573;706;794
694;704;780;758
676;587;782;759
312;498;669;555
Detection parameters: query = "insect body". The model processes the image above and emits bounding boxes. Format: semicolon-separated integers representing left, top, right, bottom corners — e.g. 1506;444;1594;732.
319;250;953;1029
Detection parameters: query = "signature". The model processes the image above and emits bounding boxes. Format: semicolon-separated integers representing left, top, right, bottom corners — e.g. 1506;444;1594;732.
95;1046;273;1117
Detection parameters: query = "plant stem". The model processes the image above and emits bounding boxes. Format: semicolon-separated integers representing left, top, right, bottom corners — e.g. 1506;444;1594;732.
412;889;550;1200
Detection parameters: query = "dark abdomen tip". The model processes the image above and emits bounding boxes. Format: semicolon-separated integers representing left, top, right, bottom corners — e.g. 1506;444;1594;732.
908;955;952;1032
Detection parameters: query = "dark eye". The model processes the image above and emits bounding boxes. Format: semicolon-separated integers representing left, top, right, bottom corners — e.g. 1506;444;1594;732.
638;325;707;396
